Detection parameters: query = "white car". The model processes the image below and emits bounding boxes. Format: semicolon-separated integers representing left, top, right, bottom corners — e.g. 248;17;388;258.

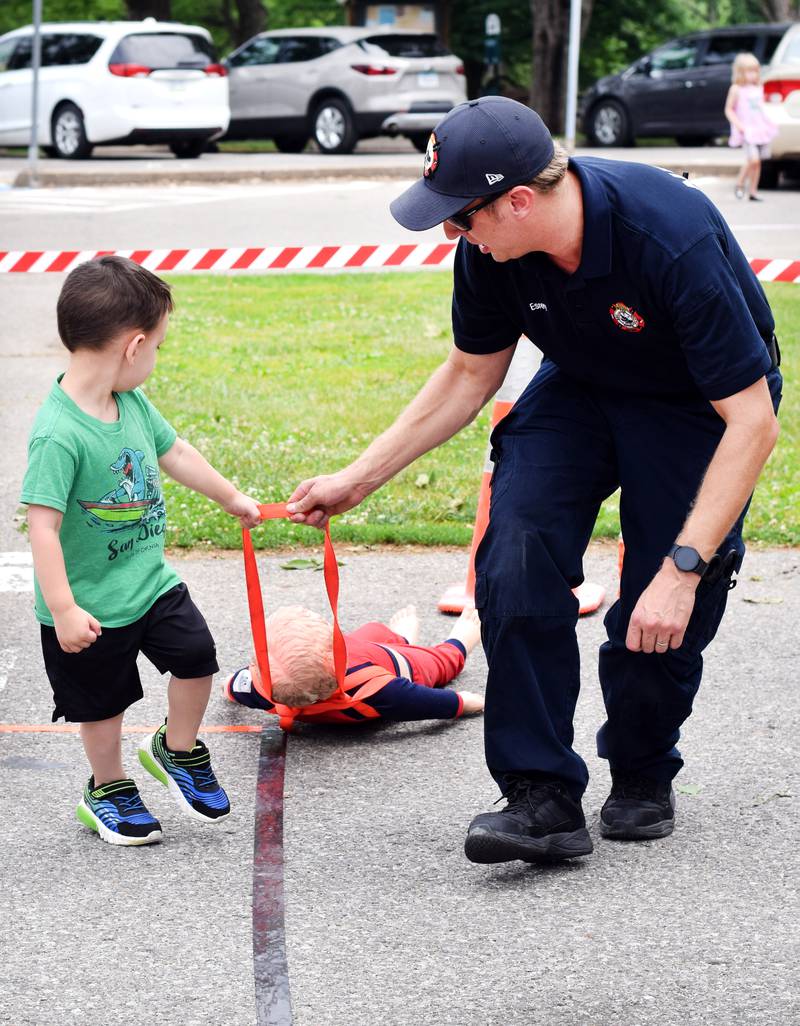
0;20;229;158
762;22;800;187
224;27;466;154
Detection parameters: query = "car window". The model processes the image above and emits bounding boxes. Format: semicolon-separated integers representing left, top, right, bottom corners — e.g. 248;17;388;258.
42;33;103;66
361;34;450;58
650;38;700;72
109;32;214;69
8;36;32;70
277;37;336;63
228;36;281;67
776;34;800;64
0;37;16;71
702;34;758;66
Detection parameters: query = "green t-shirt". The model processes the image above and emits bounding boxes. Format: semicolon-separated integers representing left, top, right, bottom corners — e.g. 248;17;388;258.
20;378;182;627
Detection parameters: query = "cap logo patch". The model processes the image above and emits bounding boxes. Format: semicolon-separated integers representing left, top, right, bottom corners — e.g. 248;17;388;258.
485;173;504;185
609;302;645;333
424;133;440;178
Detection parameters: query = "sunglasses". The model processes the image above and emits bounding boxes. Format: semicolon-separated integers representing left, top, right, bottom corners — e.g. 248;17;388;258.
445;189;511;232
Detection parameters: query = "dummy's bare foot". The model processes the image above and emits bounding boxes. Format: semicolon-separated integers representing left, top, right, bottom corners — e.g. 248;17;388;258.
457;691;485;716
388;605;420;644
448;606;482;655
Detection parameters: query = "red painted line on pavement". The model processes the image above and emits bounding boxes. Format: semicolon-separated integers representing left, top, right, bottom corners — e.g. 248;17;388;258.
0;723;262;733
252;725;293;1025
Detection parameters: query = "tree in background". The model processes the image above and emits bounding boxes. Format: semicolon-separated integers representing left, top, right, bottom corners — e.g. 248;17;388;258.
1;0;796;102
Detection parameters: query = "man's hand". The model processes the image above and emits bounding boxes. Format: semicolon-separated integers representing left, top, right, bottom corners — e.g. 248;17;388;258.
54;605;102;654
222;490;262;529
626;560;699;654
286;472;368;529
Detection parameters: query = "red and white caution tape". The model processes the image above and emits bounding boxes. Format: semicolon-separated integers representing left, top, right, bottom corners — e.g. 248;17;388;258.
0;243;457;274
0;246;798;281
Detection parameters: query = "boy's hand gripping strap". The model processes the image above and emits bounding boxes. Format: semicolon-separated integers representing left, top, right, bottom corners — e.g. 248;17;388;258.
242;503;348;730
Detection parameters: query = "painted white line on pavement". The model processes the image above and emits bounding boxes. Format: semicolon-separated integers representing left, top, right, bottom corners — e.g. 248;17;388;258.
0;649;17;691
0;552;33;593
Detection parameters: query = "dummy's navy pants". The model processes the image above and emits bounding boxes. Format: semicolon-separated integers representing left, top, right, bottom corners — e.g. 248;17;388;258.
474;360;782;800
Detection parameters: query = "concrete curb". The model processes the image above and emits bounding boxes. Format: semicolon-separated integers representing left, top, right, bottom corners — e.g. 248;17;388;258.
11;164;419;188
8;157;741;190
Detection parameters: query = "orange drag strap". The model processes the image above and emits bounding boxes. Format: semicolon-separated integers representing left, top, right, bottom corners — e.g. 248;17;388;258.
242;504;348;711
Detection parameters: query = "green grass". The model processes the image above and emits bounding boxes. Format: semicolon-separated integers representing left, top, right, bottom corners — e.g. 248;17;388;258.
150;274;798;550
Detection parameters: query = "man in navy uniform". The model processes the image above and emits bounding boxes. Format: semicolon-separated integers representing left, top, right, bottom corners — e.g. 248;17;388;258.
287;97;782;865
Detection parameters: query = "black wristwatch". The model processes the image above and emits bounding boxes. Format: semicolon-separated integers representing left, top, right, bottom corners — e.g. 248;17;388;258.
667;543;708;577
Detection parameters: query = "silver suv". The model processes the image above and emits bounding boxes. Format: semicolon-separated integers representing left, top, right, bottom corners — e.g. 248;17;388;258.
223;26;466;154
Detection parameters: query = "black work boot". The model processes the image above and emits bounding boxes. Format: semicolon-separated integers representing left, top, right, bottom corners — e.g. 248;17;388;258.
600;771;676;840
464;776;593;864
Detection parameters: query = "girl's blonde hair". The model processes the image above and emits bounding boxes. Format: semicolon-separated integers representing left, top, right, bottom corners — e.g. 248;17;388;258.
265;605;337;706
732;52;760;85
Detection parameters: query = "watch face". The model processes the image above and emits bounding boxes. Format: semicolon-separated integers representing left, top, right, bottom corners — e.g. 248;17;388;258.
674;546;700;572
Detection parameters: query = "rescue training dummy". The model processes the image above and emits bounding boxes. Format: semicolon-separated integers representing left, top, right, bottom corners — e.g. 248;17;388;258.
224;604;484;726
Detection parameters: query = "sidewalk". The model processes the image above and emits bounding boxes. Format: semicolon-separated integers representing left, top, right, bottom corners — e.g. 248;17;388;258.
1;142;745;189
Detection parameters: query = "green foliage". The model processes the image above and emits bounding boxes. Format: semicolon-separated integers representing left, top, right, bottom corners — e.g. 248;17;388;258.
580;0;768;86
0;0;777;80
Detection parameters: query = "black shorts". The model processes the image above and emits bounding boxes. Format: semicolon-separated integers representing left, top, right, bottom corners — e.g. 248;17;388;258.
40;583;219;723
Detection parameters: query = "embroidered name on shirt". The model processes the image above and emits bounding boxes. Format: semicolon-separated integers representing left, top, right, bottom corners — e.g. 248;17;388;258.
529;302;548;312
609;302;645;332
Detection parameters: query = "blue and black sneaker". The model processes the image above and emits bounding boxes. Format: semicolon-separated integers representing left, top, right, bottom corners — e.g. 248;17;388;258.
76;777;163;846
138;723;230;822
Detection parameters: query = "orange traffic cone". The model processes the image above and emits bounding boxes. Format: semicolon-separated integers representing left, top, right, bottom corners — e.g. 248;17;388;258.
438;338;605;617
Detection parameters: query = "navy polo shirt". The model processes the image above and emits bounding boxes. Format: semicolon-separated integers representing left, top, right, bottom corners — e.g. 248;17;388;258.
452;156;774;400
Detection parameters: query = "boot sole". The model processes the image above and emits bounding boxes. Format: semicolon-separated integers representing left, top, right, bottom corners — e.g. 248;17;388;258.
464;825;593;864
600;818;674;840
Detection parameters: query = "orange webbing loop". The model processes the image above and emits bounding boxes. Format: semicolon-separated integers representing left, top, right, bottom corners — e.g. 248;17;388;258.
242;503;349;730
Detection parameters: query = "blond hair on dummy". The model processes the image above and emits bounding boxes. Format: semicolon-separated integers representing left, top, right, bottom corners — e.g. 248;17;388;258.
265;605;337;706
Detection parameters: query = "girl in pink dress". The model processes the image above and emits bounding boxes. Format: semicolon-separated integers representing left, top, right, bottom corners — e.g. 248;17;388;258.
725;52;778;202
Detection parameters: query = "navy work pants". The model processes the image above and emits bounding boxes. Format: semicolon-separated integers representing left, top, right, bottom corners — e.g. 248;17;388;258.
474;360;781;800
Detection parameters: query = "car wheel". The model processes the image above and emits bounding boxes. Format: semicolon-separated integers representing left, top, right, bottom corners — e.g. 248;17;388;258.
759;161;779;190
170;140;206;159
51;103;93;160
313;98;357;155
587;99;632;147
408;132;431;153
273;135;308;154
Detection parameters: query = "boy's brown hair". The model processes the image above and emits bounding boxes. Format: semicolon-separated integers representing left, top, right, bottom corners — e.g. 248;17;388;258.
56;255;173;352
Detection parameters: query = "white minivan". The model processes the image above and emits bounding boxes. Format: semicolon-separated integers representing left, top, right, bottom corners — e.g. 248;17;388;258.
0;20;229;158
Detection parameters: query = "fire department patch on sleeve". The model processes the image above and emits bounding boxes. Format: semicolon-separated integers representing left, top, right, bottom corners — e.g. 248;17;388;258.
609;302;645;332
424;132;440;178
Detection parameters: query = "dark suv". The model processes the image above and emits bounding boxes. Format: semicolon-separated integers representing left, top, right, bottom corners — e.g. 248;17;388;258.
582;23;791;146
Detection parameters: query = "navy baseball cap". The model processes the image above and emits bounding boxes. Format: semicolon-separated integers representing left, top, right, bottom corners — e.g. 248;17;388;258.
390;96;555;232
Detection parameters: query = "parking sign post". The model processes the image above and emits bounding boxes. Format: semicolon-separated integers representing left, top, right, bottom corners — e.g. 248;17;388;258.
27;0;43;187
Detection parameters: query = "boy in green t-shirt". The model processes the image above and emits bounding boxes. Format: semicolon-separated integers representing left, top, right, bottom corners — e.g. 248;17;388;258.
20;255;261;847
